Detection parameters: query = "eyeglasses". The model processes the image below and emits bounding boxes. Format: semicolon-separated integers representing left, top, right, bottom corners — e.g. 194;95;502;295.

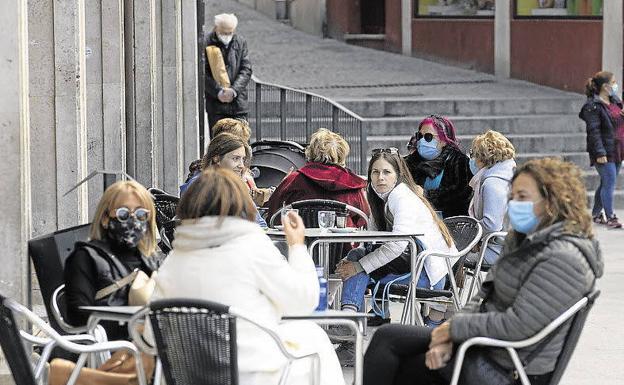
416;132;435;143
371;147;399;156
112;207;150;223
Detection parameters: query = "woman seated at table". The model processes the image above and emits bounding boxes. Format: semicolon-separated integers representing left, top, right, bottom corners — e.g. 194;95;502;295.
152;168;344;385
363;158;603;385
332;149;457;363
182;132;267;227
468;130;516;265
64;181;160;340
404;115;473;218
266;127;370;228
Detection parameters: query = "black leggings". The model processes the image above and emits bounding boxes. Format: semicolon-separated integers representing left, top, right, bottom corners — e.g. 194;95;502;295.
364;324;553;385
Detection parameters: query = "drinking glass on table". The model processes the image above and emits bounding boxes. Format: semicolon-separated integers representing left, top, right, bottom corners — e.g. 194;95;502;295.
318;211;336;233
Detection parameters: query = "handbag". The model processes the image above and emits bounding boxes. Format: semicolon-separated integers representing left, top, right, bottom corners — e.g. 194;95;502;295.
49;350;155;385
128;270;157;306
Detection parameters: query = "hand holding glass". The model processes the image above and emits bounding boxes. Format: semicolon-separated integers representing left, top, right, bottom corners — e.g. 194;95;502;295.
318;211;336;232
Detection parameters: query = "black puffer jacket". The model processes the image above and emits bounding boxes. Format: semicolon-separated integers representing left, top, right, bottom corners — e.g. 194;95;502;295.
451;222;603;375
205;31;252;116
579;95;621;165
404;145;473;218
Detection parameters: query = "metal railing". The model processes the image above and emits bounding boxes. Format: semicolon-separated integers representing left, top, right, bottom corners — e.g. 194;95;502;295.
248;76;369;174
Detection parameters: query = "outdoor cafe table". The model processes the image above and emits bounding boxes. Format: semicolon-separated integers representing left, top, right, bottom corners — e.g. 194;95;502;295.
266;228;423;279
80;306;371;385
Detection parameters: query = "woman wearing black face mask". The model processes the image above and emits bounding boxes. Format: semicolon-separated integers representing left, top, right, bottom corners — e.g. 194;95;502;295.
64;181;159;340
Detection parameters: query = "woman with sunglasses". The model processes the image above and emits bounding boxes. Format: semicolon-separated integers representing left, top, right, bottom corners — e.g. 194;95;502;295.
333;149;456;365
363;158;602;385
64;181;160;340
404;115;472;218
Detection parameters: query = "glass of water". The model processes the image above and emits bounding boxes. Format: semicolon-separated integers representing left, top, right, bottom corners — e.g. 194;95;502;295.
318;211;336;232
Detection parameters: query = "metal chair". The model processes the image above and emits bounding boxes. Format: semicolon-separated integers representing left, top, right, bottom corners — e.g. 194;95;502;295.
28;224;91;335
269;198;369;229
450;290;601;385
0;293;147;385
461;231;508;306
129;298;320;385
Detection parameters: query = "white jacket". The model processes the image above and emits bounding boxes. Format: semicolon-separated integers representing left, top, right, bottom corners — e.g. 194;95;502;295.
359;183;457;285
152;216;344;384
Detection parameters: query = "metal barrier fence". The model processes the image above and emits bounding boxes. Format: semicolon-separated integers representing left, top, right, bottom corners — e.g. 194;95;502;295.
248;76;369;174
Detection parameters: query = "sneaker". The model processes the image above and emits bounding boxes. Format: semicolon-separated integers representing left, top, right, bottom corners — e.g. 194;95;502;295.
593;213;607;225
607;215;623;229
367;311;391;327
335;341;355;367
326;324;354;342
424;316;445;328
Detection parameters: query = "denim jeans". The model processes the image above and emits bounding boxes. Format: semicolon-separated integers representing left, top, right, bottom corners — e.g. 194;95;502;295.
340;248;446;312
593;162;622;218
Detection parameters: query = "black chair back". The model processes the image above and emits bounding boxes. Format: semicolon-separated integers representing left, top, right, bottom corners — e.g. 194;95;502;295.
149;298;239;385
287;199;349;228
548;290;601;385
28;223;90;333
442;216;481;253
151;190;179;229
250;140;306;188
0;294;38;385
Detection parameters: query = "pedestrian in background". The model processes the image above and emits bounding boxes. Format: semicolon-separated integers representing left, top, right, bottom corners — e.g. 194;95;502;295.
580;71;623;228
205;13;252;133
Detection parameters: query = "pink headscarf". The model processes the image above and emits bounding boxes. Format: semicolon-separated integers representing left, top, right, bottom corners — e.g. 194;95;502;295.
416;115;460;149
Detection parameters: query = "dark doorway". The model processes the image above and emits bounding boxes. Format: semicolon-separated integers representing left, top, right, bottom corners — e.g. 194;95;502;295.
361;0;385;34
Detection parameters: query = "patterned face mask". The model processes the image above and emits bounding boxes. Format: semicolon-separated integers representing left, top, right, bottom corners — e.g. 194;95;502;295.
106;217;147;249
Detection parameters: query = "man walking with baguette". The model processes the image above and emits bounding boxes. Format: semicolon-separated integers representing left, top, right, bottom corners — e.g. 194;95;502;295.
205;13;252;135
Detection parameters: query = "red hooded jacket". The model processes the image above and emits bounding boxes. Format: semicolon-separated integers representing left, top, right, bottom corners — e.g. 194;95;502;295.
266;162;370;228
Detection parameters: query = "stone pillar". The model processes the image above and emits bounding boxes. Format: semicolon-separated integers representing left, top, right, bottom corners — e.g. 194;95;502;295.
0;0;31;303
401;0;411;55
181;0;200;170
602;1;623;86
495;0;511;78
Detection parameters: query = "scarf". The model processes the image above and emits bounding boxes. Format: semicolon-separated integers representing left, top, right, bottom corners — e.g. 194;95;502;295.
468;167;487;218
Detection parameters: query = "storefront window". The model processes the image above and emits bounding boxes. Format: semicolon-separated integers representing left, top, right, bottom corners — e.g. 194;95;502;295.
414;0;495;18
515;0;602;18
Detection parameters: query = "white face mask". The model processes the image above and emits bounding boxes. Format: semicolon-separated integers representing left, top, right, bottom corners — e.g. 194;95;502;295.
217;33;233;45
371;183;396;201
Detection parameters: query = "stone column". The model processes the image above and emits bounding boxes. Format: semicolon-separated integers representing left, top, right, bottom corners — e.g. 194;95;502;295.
495;0;511;78
602;1;623;86
181;0;200;169
0;0;31;304
401;0;411;55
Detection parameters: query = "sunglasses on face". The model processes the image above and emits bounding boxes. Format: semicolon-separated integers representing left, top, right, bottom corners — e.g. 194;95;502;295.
111;207;150;223
371;147;399;156
416;132;436;142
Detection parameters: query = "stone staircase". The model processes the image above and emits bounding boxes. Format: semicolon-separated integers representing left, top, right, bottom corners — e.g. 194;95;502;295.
338;96;624;209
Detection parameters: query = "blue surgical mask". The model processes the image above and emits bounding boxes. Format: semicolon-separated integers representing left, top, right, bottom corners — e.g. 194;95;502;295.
610;83;619;97
507;200;540;234
469;158;480;176
417;138;441;160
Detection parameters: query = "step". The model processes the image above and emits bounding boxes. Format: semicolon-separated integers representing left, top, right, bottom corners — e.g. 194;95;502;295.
587;190;624;211
366;134;586;157
338;97;584;118
362;115;584;136
583;171;624;191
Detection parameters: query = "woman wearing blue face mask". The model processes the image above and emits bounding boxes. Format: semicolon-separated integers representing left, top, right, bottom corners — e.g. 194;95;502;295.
467;130;516;265
363;157;603;385
405;115;473;218
579;71;623;228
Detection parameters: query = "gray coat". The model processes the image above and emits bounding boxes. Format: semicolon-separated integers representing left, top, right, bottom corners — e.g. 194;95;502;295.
451;221;603;375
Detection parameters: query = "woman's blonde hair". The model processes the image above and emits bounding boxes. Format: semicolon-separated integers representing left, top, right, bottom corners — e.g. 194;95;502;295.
89;180;158;256
212;118;252;142
305;128;349;167
512;157;593;239
177;167;257;224
367;152;454;248
471;130;516;168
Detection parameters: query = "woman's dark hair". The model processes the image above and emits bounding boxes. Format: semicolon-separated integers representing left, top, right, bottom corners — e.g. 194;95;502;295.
201;132;250;169
367;152;453;247
185;159;203;183
585;71;613;97
177;167;256;223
